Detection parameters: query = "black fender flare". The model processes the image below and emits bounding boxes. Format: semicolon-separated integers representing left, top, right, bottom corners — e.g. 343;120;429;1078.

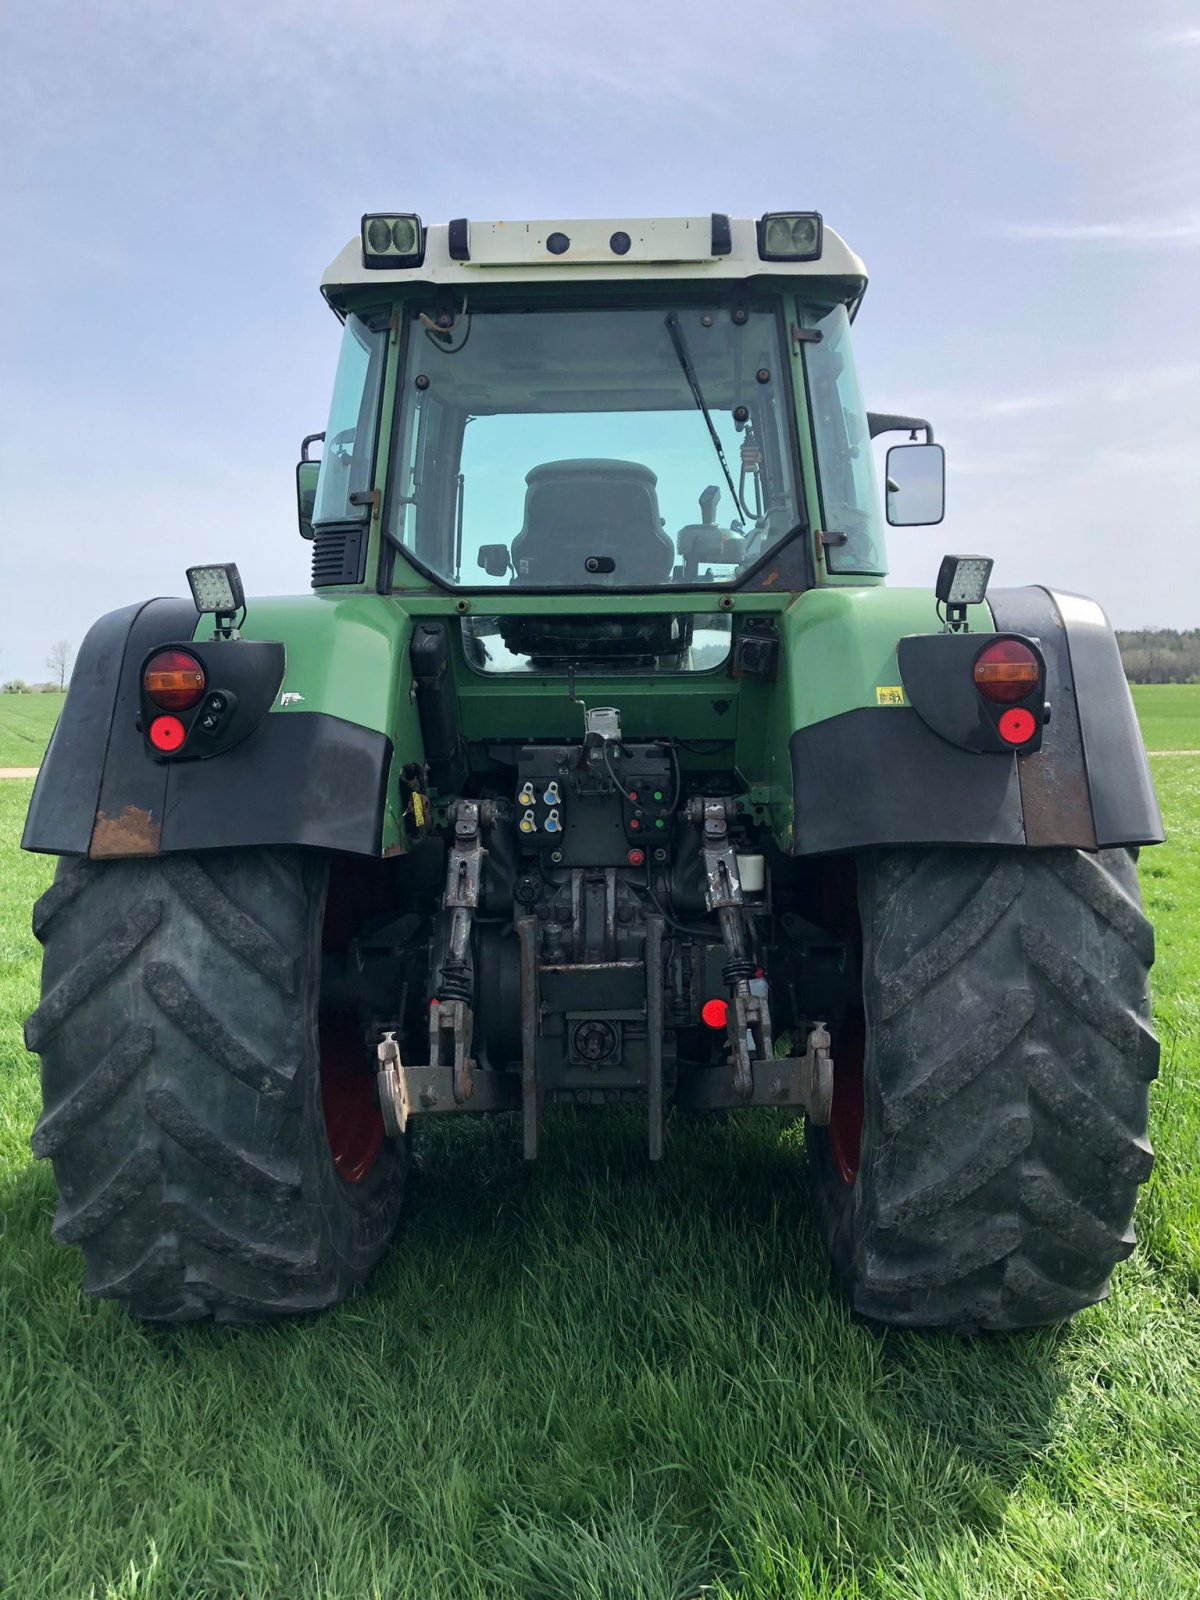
23;598;392;860
788;586;1162;857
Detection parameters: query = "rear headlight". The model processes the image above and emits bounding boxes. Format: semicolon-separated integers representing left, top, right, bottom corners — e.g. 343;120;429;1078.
144;649;206;711
973;639;1040;705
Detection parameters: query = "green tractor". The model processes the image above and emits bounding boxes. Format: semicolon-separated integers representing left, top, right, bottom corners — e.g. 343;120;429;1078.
23;211;1163;1330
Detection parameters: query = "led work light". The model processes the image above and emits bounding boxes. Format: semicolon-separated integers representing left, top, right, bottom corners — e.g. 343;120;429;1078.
361;213;425;268
935;555;993;608
757;212;823;261
187;563;245;616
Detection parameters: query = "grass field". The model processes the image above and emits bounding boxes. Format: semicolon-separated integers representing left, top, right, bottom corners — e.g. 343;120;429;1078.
0;694;61;767
1;726;1199;1596
1130;683;1200;751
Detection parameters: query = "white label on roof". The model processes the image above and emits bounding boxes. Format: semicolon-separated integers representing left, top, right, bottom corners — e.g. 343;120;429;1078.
463;216;718;267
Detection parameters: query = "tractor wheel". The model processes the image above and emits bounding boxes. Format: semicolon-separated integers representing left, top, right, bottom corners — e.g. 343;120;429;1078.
25;849;406;1321
806;847;1157;1332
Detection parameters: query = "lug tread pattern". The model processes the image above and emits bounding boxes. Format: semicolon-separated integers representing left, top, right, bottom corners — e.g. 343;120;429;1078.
1027;1047;1154;1181
863;1215;1023;1295
1021;1164;1136;1261
1046;850;1154;966
817;846;1156;1332
31;856;93;941
164;1199;320;1274
143;961;294;1096
30;1025;155;1157
160;857;297;993
26;850;405;1321
53;1144;160;1244
879;860;1023;1019
883;990;1034;1136
1021;925;1160;1079
876;1110;1032;1227
146;1087;301;1198
24;901;162;1052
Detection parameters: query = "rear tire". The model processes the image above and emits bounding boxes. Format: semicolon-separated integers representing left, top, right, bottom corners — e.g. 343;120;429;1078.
25;849;405;1321
807;848;1157;1332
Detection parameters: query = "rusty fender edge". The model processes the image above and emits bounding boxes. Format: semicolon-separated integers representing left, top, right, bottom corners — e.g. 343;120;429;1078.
23;597;393;861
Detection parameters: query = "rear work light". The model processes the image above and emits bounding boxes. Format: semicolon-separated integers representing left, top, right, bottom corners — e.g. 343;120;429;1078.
973;639;1041;705
757;212;823;261
361;213;425;268
143;650;206;711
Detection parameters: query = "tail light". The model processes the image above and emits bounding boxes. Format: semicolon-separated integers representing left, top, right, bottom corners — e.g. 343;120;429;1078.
701;998;729;1030
973;639;1041;705
144;649;206;710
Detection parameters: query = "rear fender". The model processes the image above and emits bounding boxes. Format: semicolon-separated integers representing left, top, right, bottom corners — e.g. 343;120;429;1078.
23;593;423;860
780;585;1161;856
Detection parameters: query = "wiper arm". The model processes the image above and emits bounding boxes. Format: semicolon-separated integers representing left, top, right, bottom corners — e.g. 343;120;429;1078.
665;312;749;521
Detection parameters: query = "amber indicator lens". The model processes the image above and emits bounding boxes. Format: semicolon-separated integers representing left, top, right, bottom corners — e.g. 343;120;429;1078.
144;649;206;710
973;639;1040;704
147;714;186;752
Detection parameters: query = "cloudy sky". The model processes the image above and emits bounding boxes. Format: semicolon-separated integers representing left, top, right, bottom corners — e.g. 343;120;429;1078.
1;0;1197;680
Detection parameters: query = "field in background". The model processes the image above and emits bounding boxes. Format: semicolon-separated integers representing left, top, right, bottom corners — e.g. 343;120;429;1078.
1130;683;1200;751
1;747;1199;1591
0;695;61;767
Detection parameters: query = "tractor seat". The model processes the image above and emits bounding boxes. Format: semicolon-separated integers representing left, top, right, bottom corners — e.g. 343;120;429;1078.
510;459;675;584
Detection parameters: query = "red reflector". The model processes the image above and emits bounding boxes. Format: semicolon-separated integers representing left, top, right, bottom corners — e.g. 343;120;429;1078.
998;707;1037;745
627;848;646;867
144;649;206;710
147;714;186;752
973;639;1040;704
701;998;728;1030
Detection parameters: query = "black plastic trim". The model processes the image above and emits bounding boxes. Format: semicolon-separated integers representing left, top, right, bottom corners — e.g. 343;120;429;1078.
447;218;470;260
22;599;160;856
26;598;199;857
156;712;391;856
711;213;732;255
989;587;1163;848
790;707;1023;857
311;522;368;587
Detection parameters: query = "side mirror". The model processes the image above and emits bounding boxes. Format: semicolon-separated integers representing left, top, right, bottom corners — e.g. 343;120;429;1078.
886;442;945;526
477;543;511;578
296;459;320;540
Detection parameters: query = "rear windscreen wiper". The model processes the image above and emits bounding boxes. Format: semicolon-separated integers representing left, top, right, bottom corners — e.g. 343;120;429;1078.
665;312;749;521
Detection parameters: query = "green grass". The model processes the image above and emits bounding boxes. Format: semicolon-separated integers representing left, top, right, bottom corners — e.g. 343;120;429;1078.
2;775;1200;1596
0;694;61;766
1129;684;1200;752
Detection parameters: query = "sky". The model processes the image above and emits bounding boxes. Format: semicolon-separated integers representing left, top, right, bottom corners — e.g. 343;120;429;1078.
1;0;1197;681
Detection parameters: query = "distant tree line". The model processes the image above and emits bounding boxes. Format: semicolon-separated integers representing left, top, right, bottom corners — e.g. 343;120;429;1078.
1116;629;1200;684
2;640;75;694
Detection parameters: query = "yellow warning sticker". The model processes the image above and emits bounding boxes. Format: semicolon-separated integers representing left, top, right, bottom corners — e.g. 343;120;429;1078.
411;792;427;828
876;686;905;706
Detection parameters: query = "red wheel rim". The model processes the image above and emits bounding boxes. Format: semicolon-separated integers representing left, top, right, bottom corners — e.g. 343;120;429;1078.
827;1013;864;1185
319;1021;385;1183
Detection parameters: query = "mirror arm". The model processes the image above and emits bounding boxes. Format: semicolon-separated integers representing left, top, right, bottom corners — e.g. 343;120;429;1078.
301;431;326;462
867;412;934;444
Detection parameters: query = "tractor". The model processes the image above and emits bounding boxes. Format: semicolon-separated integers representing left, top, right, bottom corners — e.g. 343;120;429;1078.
23;211;1163;1330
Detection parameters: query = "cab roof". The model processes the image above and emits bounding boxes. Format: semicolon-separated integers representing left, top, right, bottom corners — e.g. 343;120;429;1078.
320;214;867;312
